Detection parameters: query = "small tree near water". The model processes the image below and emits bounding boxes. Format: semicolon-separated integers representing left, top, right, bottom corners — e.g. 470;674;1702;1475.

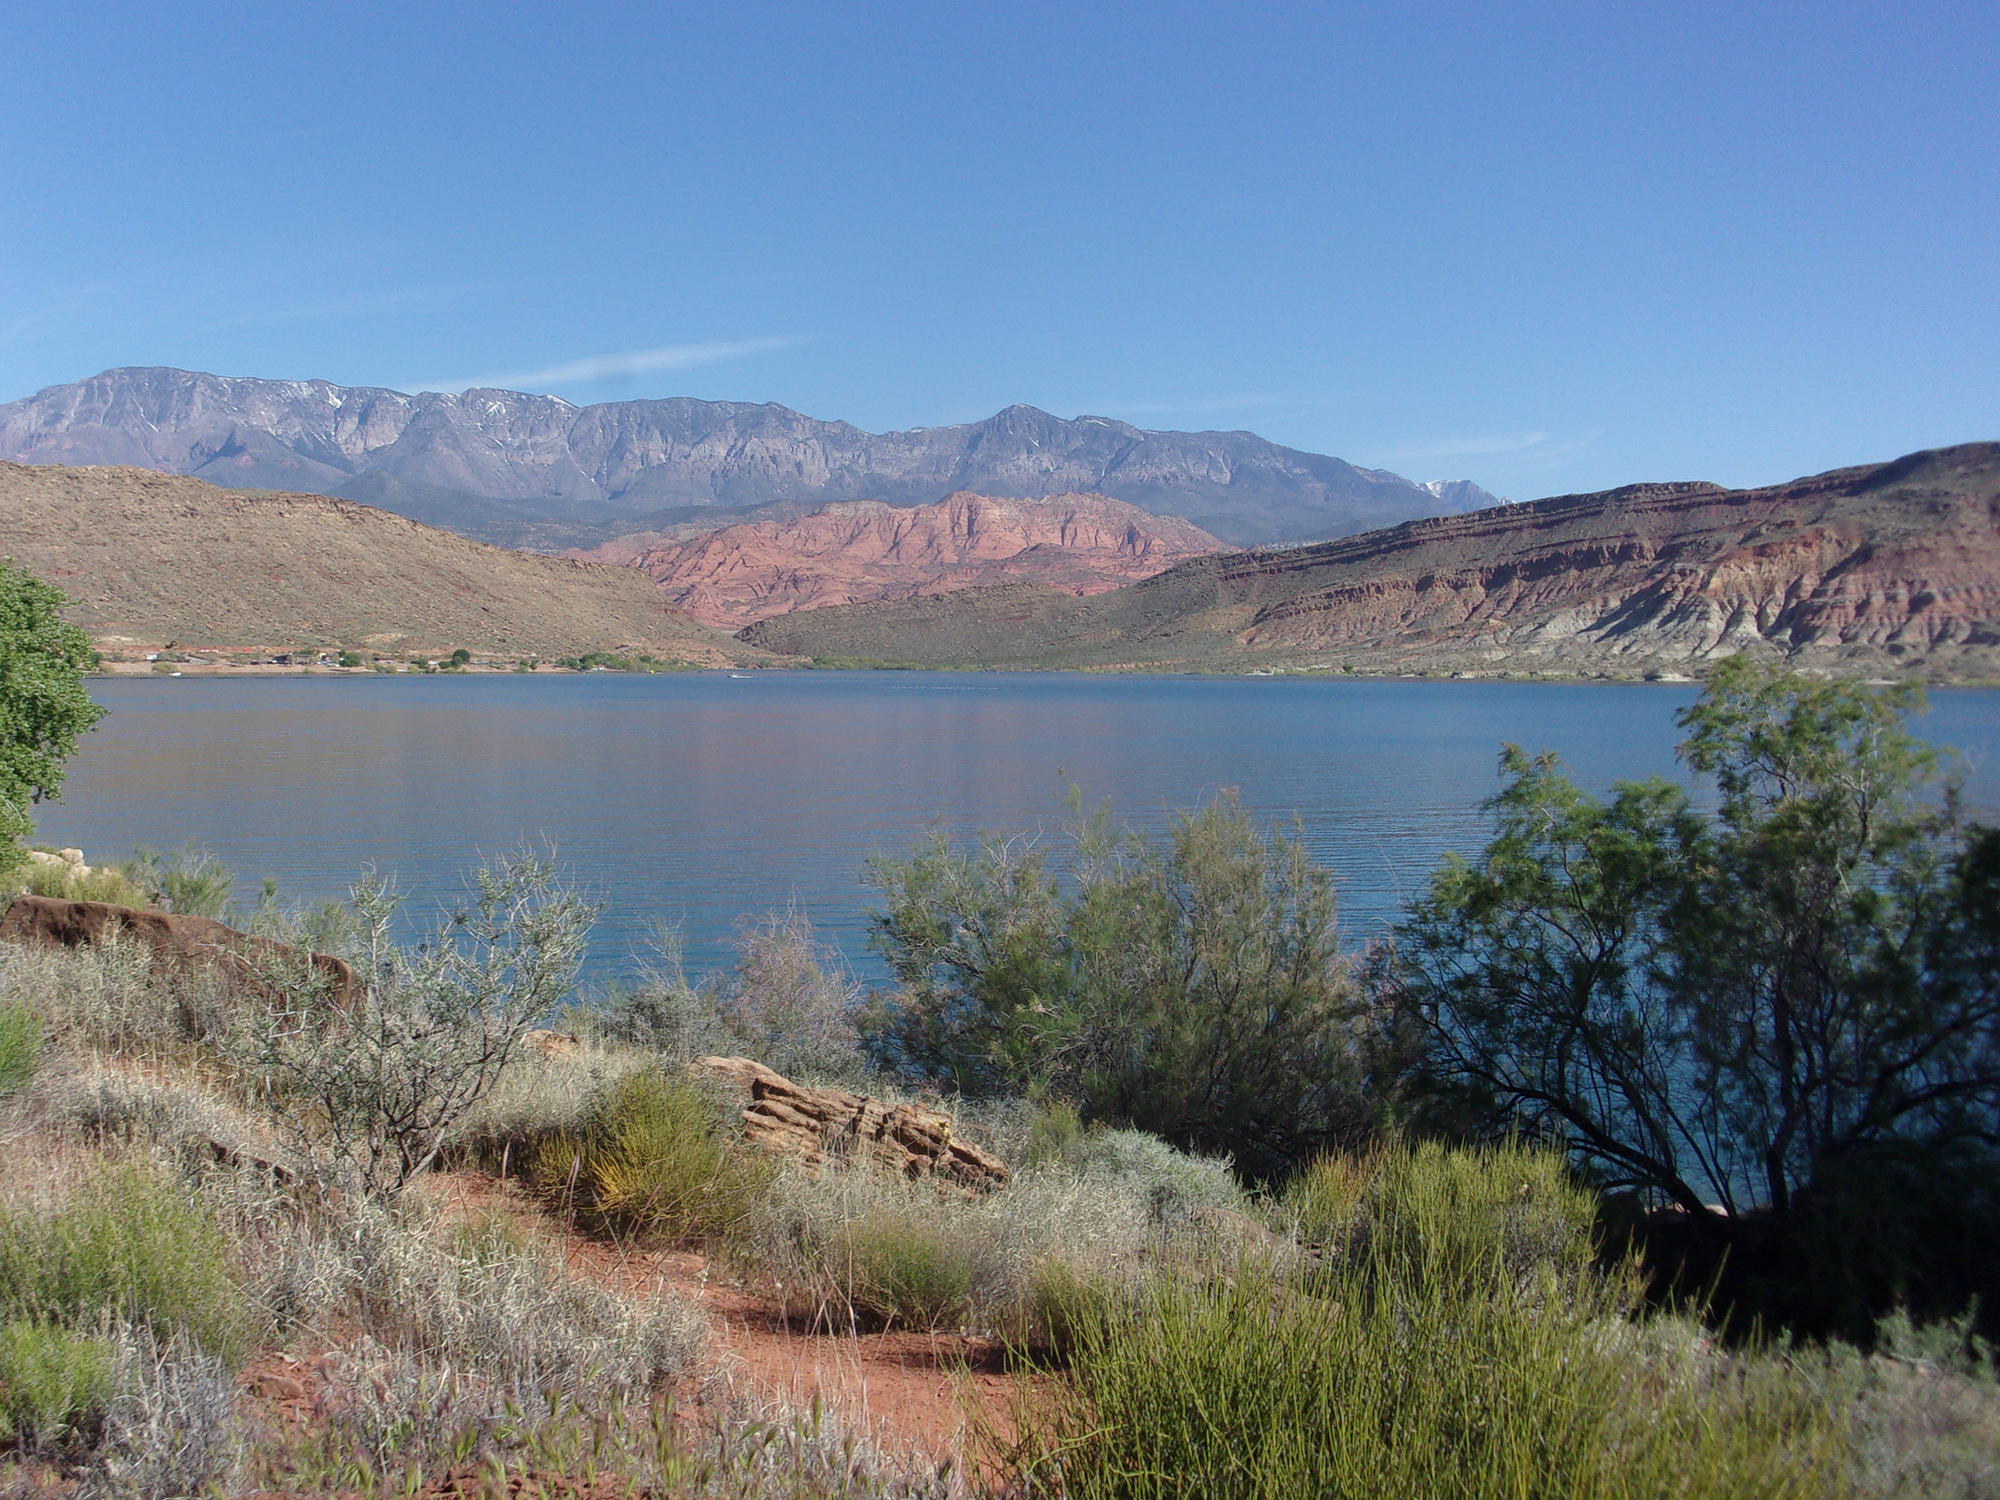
1391;658;2000;1335
0;560;104;863
247;850;596;1197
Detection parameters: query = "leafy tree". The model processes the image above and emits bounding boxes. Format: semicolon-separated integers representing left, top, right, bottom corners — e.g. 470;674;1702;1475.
0;561;104;861
865;791;1374;1178
1392;659;2000;1328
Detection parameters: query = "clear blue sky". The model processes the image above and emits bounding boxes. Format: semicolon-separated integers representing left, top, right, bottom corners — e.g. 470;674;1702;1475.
3;1;1994;499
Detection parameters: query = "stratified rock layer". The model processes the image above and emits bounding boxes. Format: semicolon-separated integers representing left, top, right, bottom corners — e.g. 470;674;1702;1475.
742;443;2000;680
692;1056;1009;1193
575;491;1224;630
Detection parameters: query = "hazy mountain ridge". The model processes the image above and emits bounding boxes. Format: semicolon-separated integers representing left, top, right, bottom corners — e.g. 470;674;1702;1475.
0;462;768;664
571;490;1225;630
0;367;1489;548
740;443;2000;680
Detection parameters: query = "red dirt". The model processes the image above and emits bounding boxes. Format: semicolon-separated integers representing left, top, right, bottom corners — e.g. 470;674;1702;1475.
415;1172;1020;1466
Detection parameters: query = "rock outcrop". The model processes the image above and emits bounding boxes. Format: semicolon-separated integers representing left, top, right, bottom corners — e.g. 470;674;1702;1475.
742;443;2000;681
0;895;357;1004
692;1056;1009;1193
574;492;1225;630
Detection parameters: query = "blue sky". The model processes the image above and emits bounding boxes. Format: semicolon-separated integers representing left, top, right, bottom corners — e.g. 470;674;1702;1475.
2;0;1994;499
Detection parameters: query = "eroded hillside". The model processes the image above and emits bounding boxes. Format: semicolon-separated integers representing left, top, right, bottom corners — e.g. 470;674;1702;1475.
741;443;2000;679
0;462;770;664
568;490;1224;630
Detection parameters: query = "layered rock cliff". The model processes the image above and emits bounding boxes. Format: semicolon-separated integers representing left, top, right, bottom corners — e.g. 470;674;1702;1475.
572;491;1224;630
741;443;2000;680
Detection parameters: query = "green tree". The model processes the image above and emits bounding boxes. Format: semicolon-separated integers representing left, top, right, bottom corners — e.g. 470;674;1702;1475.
866;791;1373;1177
1392;660;2000;1329
0;561;104;862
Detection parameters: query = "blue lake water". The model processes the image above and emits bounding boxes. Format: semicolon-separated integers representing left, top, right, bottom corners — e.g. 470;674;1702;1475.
34;673;2000;987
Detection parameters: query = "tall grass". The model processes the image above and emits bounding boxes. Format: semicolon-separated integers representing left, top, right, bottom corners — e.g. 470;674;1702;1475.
0;1162;254;1361
525;1067;774;1244
999;1140;1843;1500
0;1002;41;1093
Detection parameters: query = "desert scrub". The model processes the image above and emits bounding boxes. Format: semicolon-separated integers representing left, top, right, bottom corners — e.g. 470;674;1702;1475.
1286;1136;1600;1294
247;1197;705;1403
0;935;235;1064
0;1002;41;1093
527;1067;773;1243
244;851;595;1197
998;1245;1843;1500
0;1321;112;1450
0;1162;255;1361
731;1126;1248;1337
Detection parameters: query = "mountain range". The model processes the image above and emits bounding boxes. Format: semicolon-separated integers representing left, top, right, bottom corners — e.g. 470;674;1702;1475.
0;367;1497;550
741;443;2000;681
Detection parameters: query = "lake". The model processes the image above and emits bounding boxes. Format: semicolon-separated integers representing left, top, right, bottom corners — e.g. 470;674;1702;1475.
34;673;2000;986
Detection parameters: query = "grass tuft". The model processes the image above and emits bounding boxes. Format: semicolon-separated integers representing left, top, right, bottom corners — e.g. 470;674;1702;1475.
527;1067;773;1245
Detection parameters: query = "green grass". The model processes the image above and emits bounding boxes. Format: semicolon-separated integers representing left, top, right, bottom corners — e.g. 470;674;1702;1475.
0;1163;254;1360
528;1068;773;1244
0;1003;41;1093
0;1321;112;1449
833;1210;976;1331
996;1140;1843;1499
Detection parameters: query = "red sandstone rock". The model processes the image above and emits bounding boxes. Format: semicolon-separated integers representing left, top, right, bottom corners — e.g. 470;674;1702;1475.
0;894;356;1004
569;491;1223;630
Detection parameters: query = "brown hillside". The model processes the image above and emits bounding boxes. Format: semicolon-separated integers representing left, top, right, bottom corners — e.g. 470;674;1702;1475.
565;490;1224;630
0;462;769;664
741;443;2000;679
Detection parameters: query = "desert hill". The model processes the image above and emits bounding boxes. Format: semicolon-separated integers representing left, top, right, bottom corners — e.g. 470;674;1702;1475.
567;491;1224;630
0;367;1499;549
740;443;2000;680
0;462;769;665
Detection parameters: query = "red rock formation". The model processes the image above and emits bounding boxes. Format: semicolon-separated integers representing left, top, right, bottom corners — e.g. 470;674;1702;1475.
568;491;1223;631
0;895;357;1003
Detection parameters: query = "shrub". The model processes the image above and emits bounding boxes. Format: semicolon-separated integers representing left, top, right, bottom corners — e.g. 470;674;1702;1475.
245;850;596;1197
122;844;235;917
528;1067;772;1244
718;907;868;1083
18;859;149;906
866;789;1379;1178
833;1210;976;1330
0;1321;112;1449
1025;1098;1084;1169
0;1002;41;1093
999;1230;1841;1499
0;1164;253;1361
1287;1137;1599;1294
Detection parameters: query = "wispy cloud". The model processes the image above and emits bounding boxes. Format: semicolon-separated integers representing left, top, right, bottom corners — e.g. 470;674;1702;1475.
414;337;798;395
1378;431;1555;461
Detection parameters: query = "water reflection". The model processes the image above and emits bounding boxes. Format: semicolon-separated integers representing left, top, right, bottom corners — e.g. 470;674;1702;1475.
35;673;2000;984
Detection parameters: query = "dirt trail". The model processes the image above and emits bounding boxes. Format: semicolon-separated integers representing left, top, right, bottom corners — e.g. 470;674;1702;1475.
422;1172;1018;1467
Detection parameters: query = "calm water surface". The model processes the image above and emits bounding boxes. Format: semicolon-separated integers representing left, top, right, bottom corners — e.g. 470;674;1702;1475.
36;674;2000;983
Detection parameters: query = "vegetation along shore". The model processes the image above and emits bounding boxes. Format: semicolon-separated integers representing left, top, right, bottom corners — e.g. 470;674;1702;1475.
0;549;1993;1495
